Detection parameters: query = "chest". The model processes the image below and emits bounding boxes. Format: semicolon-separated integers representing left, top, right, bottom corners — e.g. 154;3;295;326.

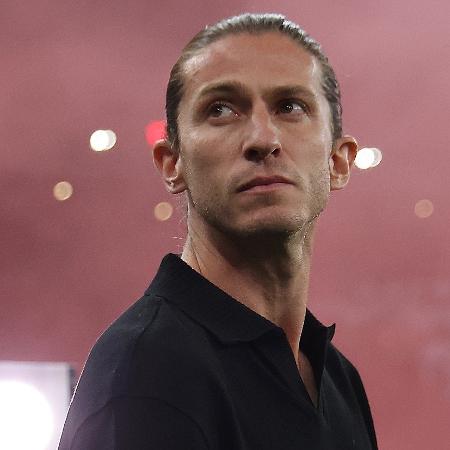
208;343;375;450
298;351;318;408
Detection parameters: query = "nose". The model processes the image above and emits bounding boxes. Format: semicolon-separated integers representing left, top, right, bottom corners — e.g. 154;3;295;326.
242;105;281;162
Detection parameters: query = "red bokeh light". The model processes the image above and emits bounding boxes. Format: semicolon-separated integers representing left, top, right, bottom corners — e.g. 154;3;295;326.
145;120;166;147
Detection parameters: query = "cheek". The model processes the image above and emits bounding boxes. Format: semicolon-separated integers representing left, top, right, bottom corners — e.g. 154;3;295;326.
181;129;234;175
291;140;331;171
180;147;225;198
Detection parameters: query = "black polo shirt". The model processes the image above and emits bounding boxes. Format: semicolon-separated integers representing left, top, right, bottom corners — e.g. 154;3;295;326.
59;254;377;449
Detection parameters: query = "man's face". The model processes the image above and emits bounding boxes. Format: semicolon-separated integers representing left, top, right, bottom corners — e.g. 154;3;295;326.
174;32;340;238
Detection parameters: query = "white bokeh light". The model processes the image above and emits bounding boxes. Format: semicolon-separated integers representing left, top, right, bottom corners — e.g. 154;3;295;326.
0;381;54;450
89;129;117;152
355;147;382;170
370;148;383;167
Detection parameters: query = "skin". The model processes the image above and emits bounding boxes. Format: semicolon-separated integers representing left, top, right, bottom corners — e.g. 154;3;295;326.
154;32;357;407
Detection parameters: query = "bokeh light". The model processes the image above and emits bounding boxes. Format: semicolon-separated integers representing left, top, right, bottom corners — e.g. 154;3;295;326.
355;147;383;170
145;120;166;147
414;199;434;218
154;202;173;221
0;381;54;450
53;181;73;201
89;129;117;152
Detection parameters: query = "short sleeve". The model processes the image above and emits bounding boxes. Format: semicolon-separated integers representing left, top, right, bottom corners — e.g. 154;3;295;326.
65;396;210;450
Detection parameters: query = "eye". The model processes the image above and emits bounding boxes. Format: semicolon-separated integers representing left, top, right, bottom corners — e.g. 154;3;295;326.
277;100;307;115
207;103;237;119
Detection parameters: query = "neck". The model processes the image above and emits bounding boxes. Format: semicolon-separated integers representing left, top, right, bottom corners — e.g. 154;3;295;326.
181;215;317;368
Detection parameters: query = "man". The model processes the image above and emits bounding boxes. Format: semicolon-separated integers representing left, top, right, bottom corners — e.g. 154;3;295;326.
59;13;377;449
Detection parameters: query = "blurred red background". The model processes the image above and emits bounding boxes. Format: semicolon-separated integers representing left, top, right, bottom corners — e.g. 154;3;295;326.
1;1;449;448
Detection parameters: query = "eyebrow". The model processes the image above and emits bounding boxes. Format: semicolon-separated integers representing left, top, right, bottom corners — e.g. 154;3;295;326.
270;85;318;102
196;81;249;101
195;81;318;103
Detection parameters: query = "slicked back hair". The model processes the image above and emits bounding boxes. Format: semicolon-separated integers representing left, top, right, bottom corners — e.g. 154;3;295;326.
165;13;343;150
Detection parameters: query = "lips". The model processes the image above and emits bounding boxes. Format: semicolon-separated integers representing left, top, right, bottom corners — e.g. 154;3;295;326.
237;176;294;192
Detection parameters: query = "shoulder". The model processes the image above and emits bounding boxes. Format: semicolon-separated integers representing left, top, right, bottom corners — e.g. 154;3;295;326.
327;343;358;372
325;343;378;448
324;342;375;419
127;295;223;399
60;294;157;439
325;342;368;397
78;293;159;397
62;293;219;444
77;292;217;401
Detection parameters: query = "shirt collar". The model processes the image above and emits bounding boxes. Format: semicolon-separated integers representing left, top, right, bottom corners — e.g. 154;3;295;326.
145;253;335;345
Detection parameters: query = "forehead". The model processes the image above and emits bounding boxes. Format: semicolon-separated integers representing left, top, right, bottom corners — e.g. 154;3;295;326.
181;32;323;103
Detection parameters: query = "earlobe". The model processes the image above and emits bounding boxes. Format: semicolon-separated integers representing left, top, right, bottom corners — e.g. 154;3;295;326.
152;139;187;194
329;135;358;191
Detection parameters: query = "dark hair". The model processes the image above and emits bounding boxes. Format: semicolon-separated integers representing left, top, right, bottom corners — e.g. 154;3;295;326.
165;13;342;148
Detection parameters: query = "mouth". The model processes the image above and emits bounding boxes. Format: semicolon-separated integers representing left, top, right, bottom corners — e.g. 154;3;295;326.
237;176;295;192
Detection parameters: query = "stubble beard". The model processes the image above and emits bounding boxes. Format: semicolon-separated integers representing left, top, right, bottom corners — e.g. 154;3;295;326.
185;170;330;252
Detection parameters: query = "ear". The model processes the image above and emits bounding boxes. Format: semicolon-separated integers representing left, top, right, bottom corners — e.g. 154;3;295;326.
152;139;187;194
329;135;358;191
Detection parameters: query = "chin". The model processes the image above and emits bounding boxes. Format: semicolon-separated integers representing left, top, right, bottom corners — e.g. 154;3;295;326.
227;213;314;240
197;203;321;242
